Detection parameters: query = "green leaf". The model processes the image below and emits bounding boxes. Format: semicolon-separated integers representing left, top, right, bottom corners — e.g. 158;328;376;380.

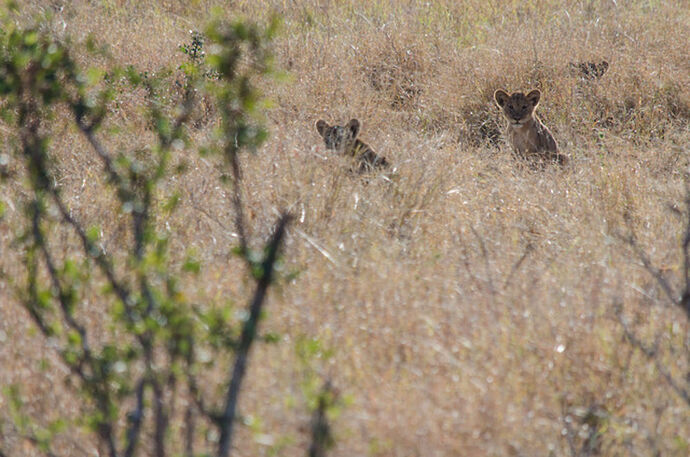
86;225;101;243
162;192;181;213
86;67;105;85
23;31;38;46
183;257;201;274
67;329;82;347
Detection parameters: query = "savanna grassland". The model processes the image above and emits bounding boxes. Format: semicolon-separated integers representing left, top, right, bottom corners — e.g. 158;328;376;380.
1;1;690;456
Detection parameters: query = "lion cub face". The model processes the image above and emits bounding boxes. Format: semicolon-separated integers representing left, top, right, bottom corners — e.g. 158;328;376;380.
494;90;541;126
315;119;361;154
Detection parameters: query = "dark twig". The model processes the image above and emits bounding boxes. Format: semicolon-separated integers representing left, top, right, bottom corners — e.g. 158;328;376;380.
123;379;147;457
217;213;291;457
503;242;534;289
76;123;123;189
616;179;690;409
22;435;59;457
471;226;495;296
308;381;335;457
184;402;195;457
152;379;168;457
622;231;677;306
680;185;690;318
561;399;579;457
186;371;216;421
47;187;133;314
616;306;690;406
622;178;690;319
31;201;93;371
17;84;120;457
229;150;248;257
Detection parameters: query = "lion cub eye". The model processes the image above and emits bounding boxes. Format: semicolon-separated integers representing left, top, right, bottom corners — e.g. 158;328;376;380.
522;105;527;110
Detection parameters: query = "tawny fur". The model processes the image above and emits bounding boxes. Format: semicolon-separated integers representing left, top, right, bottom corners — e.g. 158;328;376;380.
494;89;568;166
315;118;389;173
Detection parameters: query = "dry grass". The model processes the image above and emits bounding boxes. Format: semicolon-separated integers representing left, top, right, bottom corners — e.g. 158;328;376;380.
1;1;690;456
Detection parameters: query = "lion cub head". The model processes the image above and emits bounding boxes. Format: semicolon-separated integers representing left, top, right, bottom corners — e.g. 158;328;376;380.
570;60;609;80
494;89;542;126
315;119;361;154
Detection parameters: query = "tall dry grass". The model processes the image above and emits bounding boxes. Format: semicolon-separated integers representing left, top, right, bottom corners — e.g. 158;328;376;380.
1;1;689;456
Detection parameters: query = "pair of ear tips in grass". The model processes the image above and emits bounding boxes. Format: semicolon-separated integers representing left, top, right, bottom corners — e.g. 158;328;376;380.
315;118;360;136
494;89;541;106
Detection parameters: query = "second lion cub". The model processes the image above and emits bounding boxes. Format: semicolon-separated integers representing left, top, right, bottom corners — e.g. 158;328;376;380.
494;89;568;165
315;118;389;173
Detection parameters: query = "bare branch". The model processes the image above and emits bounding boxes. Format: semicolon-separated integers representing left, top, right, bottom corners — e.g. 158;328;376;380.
229;150;248;258
308;381;335;457
616;306;690;406
75;124;123;189
471;226;495;297
503;242;534;289
31;202;94;371
217;213;291;457
21;434;60;457
184;402;195;457
123;379;146;457
186;372;216;421
680;181;690;319
561;410;579;457
48;191;133;311
152;379;168;457
621;231;677;306
653;358;690;406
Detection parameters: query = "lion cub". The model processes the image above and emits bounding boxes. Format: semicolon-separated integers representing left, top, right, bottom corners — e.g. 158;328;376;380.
569;60;609;80
494;89;568;165
315;118;389;173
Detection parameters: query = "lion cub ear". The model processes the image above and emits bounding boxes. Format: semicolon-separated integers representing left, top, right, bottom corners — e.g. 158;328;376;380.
598;60;609;77
494;90;509;108
526;89;541;107
347;119;361;138
315;120;329;137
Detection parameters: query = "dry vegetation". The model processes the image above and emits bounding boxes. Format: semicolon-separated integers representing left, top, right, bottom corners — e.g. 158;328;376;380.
1;0;690;456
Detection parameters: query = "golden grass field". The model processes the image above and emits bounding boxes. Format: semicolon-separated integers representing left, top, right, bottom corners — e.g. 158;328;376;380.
1;1;689;456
